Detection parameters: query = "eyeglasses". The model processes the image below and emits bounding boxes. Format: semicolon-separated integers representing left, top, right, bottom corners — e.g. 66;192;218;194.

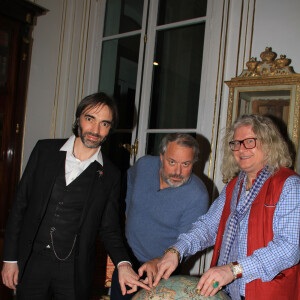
229;138;257;151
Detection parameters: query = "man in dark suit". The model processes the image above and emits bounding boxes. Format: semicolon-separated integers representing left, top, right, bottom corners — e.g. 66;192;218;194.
1;93;148;299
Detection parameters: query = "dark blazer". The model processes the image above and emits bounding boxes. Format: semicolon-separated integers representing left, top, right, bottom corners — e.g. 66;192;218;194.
2;139;131;299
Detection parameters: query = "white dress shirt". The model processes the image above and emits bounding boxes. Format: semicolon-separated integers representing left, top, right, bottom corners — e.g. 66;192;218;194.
60;135;103;185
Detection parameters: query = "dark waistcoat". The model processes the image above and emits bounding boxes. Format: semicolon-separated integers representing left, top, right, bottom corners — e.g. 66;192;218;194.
34;161;97;259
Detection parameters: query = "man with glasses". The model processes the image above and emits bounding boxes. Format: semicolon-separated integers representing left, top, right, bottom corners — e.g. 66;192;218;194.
111;133;209;299
141;114;300;300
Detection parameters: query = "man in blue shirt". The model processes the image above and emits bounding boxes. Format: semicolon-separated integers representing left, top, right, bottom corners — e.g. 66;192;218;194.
111;133;209;299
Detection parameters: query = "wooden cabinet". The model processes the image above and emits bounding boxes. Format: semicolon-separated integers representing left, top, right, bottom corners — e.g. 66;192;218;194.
0;1;47;298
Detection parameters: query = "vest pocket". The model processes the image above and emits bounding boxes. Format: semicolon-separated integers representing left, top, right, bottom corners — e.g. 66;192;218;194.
264;203;276;207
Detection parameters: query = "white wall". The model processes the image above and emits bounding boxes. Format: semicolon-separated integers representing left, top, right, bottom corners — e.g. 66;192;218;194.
23;0;62;168
252;0;300;72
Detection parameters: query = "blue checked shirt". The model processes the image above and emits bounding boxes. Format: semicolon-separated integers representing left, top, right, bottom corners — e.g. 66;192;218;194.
173;175;300;296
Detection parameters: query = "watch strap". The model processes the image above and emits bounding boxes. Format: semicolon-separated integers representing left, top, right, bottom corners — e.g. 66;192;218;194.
164;248;181;262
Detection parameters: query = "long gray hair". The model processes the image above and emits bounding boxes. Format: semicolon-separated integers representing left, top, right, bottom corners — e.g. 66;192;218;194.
222;114;292;182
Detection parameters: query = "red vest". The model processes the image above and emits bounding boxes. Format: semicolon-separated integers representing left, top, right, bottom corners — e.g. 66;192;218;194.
211;167;300;300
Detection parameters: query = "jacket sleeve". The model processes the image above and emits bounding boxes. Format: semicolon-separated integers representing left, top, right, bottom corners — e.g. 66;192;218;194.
98;169;131;266
2;141;41;261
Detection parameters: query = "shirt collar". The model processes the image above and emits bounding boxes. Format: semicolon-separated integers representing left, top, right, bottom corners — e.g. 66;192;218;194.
60;135;103;165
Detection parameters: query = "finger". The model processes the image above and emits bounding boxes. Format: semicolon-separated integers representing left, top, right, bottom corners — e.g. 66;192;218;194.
135;279;150;291
204;279;219;297
140;277;149;285
138;265;146;277
119;282;127;296
5;279;15;290
138;269;144;277
198;276;213;296
162;268;173;280
13;270;19;287
205;286;214;297
208;282;222;297
209;287;219;297
153;269;165;287
212;281;223;296
5;275;14;290
197;275;207;290
11;283;17;290
126;285;137;294
1;271;7;285
2;277;7;288
147;272;153;288
2;280;7;288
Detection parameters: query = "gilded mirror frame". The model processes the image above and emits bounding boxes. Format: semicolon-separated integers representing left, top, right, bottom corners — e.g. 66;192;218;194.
225;47;300;173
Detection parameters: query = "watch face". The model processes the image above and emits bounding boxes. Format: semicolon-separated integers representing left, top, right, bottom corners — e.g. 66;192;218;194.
233;263;243;278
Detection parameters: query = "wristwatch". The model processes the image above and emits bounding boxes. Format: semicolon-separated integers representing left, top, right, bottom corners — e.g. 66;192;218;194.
229;261;243;279
164;247;181;262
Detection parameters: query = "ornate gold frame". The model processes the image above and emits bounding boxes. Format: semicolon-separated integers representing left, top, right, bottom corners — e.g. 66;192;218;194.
225;47;300;172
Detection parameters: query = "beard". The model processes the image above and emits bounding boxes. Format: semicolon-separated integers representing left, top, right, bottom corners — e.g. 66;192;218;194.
78;125;106;149
160;165;188;188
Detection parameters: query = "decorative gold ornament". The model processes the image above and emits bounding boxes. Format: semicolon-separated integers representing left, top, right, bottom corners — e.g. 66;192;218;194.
240;47;295;77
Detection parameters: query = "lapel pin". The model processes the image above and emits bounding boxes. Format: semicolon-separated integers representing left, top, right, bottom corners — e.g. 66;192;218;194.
97;170;104;178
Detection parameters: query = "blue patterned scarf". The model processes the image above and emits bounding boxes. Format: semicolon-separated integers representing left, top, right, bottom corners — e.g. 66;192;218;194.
218;166;271;300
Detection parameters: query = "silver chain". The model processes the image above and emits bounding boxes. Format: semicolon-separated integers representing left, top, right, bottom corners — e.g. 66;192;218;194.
50;227;77;261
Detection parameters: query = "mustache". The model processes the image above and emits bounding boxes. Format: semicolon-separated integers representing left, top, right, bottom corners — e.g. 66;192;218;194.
168;174;184;180
83;132;102;139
